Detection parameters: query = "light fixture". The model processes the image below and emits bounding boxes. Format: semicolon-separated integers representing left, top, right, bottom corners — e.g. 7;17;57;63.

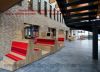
28;0;31;2
97;16;100;19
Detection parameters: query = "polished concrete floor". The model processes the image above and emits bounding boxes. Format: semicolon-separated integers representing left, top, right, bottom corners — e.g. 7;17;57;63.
0;40;100;72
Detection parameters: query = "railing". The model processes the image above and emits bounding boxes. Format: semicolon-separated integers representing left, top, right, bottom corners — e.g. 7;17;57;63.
36;0;64;24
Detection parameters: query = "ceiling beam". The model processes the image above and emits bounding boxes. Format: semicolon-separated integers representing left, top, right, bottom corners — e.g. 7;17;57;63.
64;0;97;7
67;11;97;18
66;16;96;23
66;4;98;12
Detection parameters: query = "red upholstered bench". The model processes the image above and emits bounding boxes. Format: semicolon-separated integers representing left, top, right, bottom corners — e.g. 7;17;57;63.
5;41;28;61
58;38;65;47
34;38;56;53
58;38;64;41
34;39;55;45
1;41;29;71
11;41;28;56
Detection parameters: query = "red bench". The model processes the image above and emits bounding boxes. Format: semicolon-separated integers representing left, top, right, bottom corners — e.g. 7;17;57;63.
34;38;56;53
34;39;55;45
58;38;64;41
6;41;28;61
11;41;28;56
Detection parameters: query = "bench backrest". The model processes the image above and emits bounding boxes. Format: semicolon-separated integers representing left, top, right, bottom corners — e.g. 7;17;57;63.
58;38;64;41
11;41;28;56
34;38;55;45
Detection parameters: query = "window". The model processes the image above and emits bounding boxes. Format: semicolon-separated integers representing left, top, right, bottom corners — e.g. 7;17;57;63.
44;1;47;16
24;23;39;39
49;5;52;18
52;28;56;36
57;11;59;21
28;0;33;10
24;26;33;39
62;17;64;23
60;13;61;22
54;8;56;20
47;33;51;36
48;28;56;37
38;0;41;14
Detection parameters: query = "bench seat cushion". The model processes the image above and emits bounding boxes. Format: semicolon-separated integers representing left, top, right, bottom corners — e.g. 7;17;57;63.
6;54;23;61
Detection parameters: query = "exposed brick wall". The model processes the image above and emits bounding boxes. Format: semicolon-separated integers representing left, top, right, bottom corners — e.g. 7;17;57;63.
0;0;69;57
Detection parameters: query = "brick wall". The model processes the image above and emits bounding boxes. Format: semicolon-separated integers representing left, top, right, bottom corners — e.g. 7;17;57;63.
0;0;69;57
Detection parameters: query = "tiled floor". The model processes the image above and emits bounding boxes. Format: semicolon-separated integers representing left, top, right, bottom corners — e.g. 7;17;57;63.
0;40;100;72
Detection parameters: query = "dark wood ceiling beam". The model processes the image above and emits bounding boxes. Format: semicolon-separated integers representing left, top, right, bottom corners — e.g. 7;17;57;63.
64;0;97;7
67;11;97;18
66;17;96;23
66;4;98;12
0;0;23;13
65;20;100;26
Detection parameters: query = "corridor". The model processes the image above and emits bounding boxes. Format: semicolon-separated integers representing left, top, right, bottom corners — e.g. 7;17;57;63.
0;40;100;72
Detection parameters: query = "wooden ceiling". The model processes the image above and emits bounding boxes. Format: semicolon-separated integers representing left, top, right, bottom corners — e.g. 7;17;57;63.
0;0;23;13
56;0;100;32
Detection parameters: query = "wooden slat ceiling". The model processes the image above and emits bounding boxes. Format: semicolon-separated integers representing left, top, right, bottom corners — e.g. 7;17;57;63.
0;0;22;13
56;0;100;31
67;1;98;24
56;0;98;23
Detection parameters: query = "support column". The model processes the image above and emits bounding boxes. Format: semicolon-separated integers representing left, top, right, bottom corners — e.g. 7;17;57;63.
92;27;98;60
